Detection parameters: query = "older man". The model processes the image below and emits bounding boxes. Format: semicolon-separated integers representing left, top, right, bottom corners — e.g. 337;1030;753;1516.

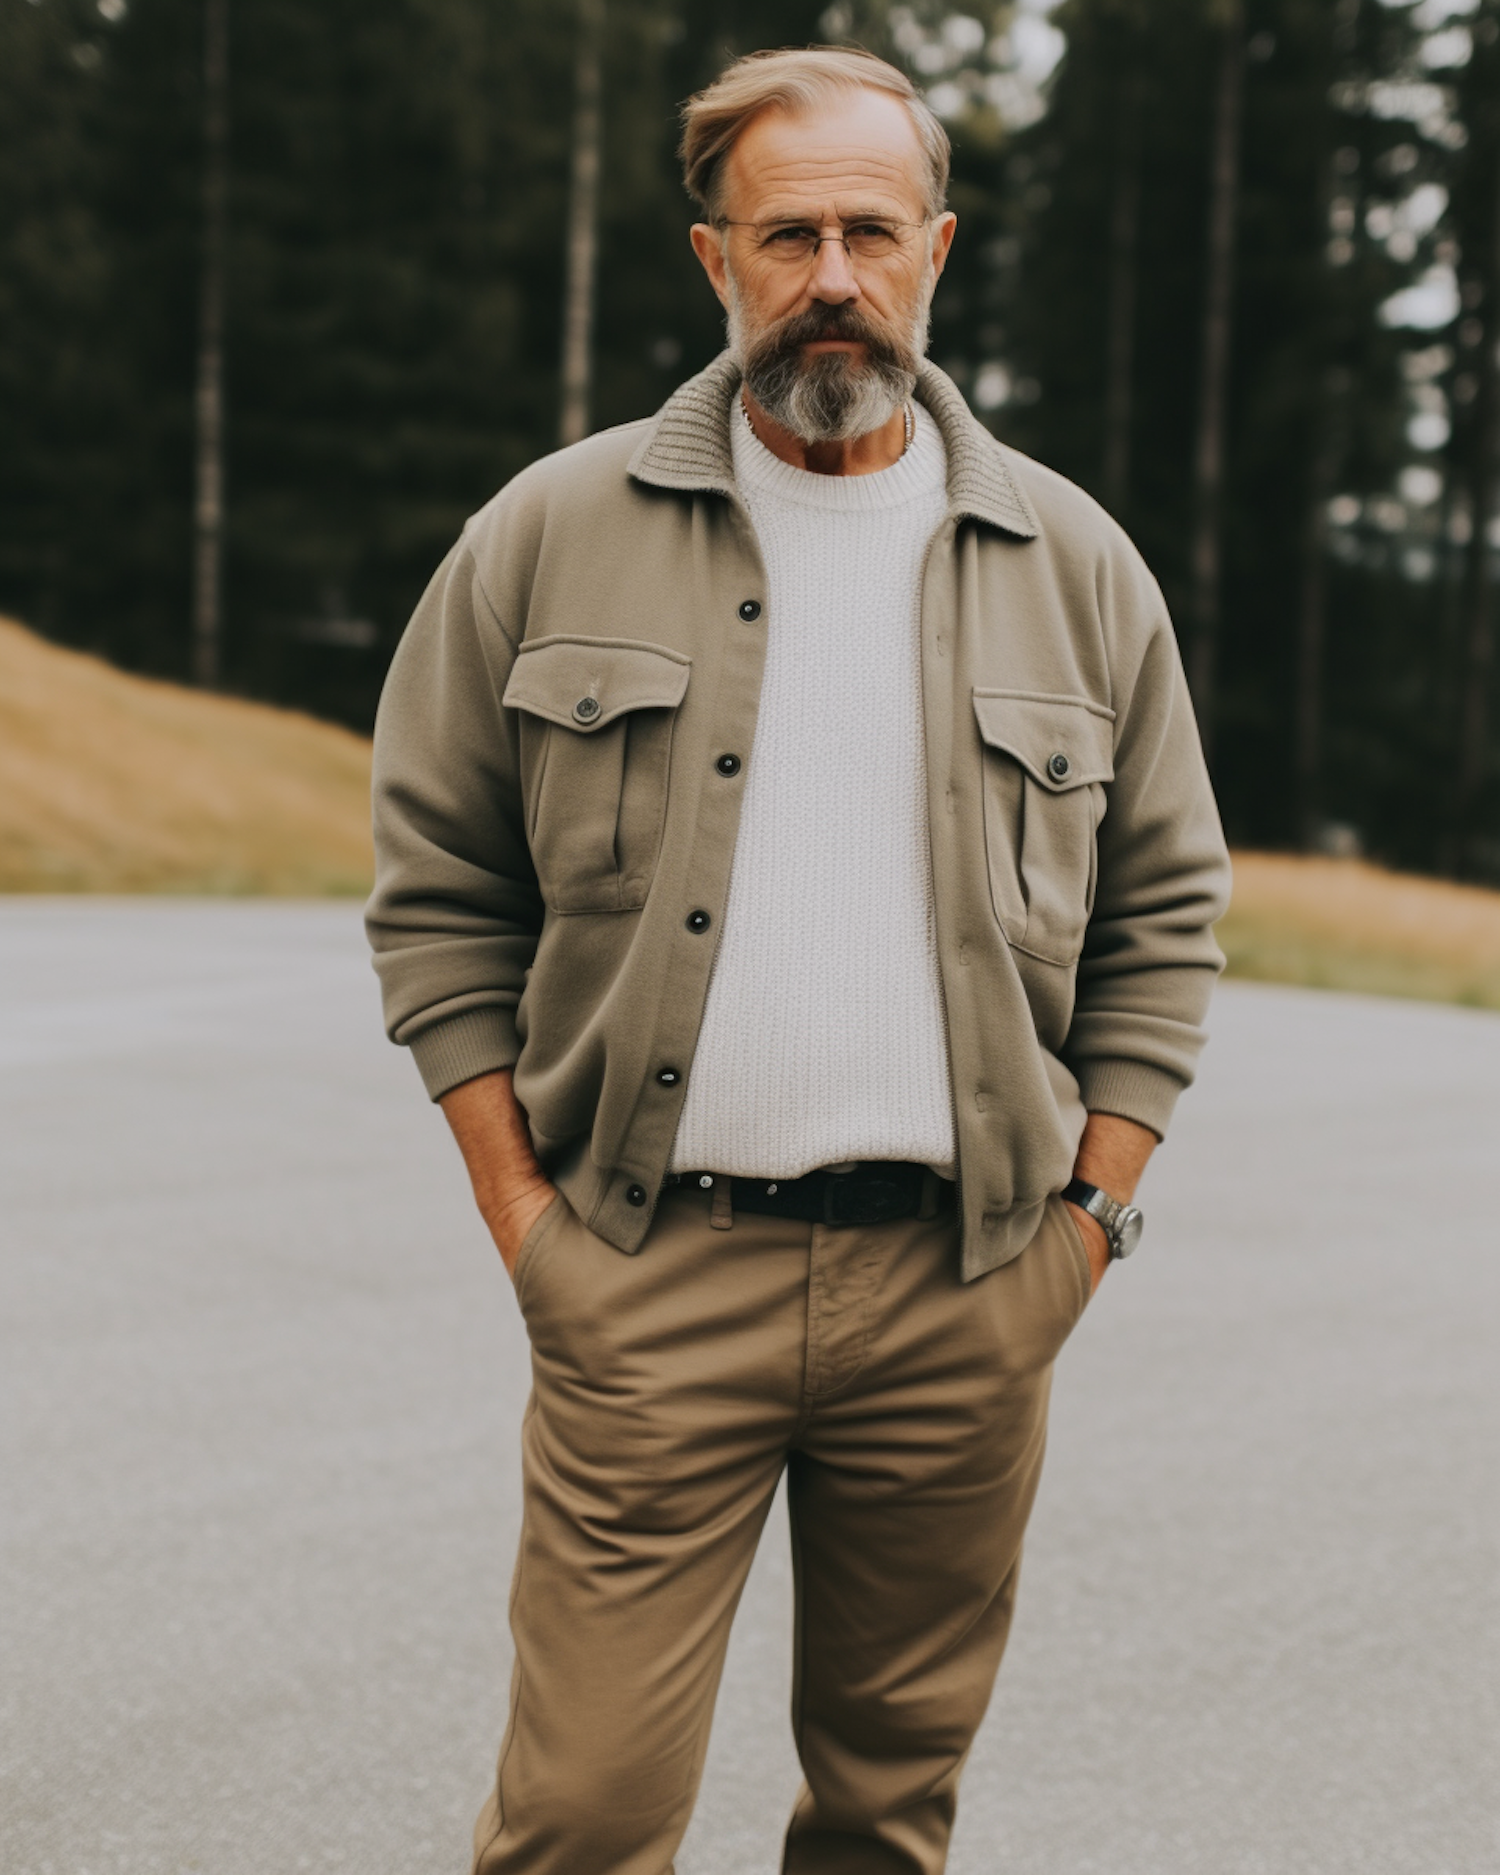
367;44;1230;1875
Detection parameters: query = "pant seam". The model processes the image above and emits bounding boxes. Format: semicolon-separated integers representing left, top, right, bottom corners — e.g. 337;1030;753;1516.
784;1467;810;1875
475;1391;538;1871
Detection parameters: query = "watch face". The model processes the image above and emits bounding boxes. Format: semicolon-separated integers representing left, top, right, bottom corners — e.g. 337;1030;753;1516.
1114;1207;1144;1258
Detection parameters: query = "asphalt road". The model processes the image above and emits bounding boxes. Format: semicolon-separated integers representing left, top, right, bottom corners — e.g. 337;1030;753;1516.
2;901;1496;1875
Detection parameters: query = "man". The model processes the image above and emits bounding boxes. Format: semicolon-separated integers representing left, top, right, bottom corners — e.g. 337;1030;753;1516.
367;44;1230;1875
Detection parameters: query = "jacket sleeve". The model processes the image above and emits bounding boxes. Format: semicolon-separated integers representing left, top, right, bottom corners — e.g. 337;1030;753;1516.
1063;555;1233;1137
364;533;543;1100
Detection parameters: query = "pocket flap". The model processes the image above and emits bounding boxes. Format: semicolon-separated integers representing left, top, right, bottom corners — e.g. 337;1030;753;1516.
972;689;1115;791
503;635;691;732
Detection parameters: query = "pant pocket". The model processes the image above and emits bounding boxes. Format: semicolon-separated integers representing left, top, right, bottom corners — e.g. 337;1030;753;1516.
513;1191;567;1312
1051;1192;1094;1320
983;1197;1091;1374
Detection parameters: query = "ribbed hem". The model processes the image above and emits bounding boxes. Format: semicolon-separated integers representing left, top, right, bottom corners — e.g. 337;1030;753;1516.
1072;1057;1186;1141
408;1006;521;1102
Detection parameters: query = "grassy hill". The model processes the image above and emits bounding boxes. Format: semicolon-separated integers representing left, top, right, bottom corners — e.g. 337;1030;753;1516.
1217;851;1500;1012
0;616;372;894
3;617;1498;1011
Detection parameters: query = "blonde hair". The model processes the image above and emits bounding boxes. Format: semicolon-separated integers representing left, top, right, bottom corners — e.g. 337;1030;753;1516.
679;46;951;222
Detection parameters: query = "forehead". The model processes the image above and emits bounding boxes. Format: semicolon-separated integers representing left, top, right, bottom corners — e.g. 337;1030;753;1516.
720;89;928;221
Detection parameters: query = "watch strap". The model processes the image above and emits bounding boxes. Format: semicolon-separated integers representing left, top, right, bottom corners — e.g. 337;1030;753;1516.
1062;1176;1111;1217
1061;1177;1138;1259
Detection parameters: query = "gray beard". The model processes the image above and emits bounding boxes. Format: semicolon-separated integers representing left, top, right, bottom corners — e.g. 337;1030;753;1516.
726;281;929;445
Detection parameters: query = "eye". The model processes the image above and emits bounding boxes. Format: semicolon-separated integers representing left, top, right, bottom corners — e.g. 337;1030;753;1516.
763;224;816;246
846;221;902;245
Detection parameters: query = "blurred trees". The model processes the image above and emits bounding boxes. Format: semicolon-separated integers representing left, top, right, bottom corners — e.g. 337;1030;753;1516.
0;0;837;722
1445;0;1499;871
934;0;1496;873
0;0;1496;874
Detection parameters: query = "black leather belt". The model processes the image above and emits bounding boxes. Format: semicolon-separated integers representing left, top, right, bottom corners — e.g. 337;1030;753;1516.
666;1161;946;1227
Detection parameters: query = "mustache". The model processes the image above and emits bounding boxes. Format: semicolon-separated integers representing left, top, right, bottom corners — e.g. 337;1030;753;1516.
744;300;911;368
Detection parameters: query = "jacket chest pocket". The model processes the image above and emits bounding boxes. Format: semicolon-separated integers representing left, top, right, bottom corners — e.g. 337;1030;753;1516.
503;635;691;914
973;689;1115;965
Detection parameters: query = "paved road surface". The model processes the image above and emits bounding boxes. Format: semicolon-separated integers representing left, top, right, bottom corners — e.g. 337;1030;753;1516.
3;901;1496;1875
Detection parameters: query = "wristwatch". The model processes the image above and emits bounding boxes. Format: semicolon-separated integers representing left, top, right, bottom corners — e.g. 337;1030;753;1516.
1061;1178;1144;1260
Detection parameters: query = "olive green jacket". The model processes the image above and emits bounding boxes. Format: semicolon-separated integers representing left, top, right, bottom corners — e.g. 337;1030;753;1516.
366;353;1231;1279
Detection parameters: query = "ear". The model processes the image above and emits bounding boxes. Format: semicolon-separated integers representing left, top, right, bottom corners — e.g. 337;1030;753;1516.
690;222;732;311
928;211;958;286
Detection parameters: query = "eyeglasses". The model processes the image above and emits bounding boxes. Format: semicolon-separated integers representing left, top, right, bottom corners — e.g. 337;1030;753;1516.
715;217;929;264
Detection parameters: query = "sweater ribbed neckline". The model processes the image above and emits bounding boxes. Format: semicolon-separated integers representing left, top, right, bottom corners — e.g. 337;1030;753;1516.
731;400;945;512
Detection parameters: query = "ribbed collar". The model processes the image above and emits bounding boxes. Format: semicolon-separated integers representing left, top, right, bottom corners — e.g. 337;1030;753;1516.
627;349;1039;540
731;398;946;513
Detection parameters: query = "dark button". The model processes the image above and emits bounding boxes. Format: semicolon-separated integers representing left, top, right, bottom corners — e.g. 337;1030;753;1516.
656;1067;681;1086
572;695;601;724
625;1183;647;1207
1047;751;1071;781
714;753;742;777
738;599;762;622
686;909;712;933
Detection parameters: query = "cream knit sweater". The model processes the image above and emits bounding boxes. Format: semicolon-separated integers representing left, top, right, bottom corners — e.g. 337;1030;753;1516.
669;403;957;1179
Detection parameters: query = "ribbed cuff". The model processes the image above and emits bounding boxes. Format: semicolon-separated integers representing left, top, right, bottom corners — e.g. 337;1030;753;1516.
408;1006;521;1102
1072;1057;1186;1141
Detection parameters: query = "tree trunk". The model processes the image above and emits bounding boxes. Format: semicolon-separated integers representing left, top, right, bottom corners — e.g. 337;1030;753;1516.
1454;133;1500;875
192;0;229;689
1295;370;1346;847
1297;84;1350;850
559;0;605;448
1187;2;1245;760
1102;62;1142;517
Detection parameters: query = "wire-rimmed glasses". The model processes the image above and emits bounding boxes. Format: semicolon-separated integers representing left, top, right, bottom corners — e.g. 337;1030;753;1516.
714;216;929;264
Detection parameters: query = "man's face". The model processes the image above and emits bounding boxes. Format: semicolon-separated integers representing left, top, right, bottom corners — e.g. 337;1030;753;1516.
690;90;958;443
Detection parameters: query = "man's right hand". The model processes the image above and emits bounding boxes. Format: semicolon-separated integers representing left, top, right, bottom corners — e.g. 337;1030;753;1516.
438;1069;557;1280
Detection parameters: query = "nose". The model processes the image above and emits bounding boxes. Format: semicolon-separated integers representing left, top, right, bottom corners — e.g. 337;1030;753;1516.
807;235;860;306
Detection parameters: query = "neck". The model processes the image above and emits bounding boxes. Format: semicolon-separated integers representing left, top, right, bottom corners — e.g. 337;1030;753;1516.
741;390;909;477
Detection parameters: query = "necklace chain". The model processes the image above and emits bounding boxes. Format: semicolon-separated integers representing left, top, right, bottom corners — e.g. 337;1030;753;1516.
741;395;916;457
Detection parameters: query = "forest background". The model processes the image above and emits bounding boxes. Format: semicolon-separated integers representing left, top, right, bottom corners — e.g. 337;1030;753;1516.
3;0;1498;878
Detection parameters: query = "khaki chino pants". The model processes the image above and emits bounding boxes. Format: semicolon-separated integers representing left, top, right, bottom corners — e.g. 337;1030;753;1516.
472;1181;1093;1875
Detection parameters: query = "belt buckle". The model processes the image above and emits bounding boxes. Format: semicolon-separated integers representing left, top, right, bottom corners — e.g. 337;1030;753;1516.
822;1164;915;1228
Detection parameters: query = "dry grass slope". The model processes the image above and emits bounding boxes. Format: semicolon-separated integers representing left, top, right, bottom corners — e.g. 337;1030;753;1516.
0;617;373;895
1220;851;1500;1013
4;618;1499;1013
